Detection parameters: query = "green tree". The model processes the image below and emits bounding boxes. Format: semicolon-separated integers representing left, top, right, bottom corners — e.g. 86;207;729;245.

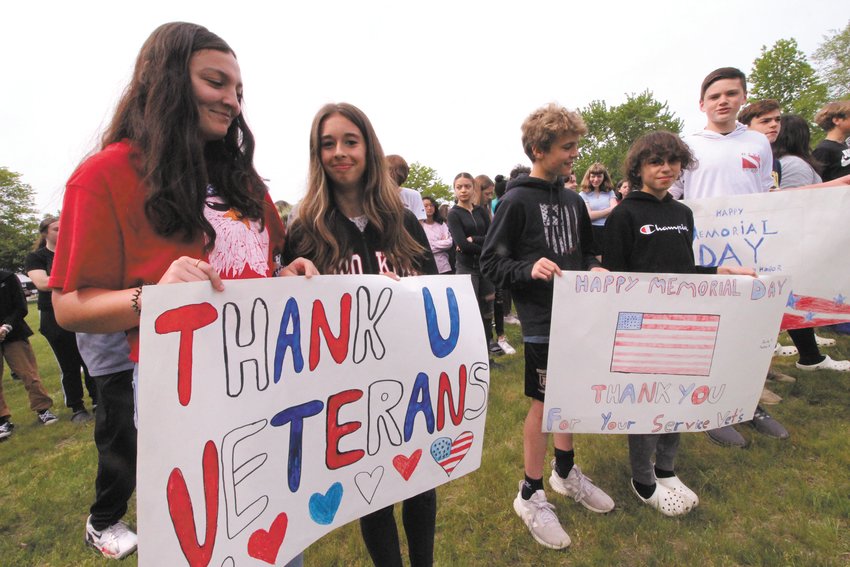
0;167;40;273
749;38;828;121
404;162;453;203
813;21;850;100
575;90;683;182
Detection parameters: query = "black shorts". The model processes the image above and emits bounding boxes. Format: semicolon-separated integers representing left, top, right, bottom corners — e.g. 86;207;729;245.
524;341;549;402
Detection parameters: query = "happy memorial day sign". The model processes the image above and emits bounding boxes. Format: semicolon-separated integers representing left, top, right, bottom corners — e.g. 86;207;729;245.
685;186;850;329
543;272;788;435
137;275;489;566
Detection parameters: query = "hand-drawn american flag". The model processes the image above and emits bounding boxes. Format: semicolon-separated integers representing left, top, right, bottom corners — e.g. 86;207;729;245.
610;312;719;376
781;292;850;330
430;431;474;475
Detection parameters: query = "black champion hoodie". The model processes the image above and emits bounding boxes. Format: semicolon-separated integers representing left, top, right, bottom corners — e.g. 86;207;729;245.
480;176;599;338
602;190;716;275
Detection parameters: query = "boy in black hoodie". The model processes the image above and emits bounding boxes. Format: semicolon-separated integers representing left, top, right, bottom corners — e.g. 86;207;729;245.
604;131;755;515
481;103;614;550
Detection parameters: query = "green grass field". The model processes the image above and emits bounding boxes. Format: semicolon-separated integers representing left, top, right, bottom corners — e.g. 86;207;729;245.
1;304;848;566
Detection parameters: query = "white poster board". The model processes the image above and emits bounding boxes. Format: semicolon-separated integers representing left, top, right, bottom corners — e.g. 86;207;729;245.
137;275;489;566
685;186;850;329
543;272;788;435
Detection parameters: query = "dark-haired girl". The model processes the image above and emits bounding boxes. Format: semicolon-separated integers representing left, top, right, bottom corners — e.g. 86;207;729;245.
421;195;454;274
285;102;437;567
773;115;850;372
447;173;497;355
48;22;315;561
579;162;617;254
25;216;97;422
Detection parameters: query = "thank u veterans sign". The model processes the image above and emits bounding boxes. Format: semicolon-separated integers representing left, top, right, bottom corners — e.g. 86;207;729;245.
137;275;489;566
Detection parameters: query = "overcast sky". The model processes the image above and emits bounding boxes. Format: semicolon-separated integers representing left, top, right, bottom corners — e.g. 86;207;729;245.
2;1;847;214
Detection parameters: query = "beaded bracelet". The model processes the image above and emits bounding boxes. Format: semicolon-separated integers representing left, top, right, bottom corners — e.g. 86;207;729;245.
131;286;143;316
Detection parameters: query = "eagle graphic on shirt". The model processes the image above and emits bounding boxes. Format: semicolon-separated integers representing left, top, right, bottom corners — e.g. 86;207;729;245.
203;196;270;278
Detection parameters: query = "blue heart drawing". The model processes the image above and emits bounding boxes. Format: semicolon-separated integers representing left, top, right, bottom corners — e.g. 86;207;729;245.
309;482;343;525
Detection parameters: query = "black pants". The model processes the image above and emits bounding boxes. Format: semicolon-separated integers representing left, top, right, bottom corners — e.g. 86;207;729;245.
494;288;508;337
90;368;136;530
359;488;437;567
788;327;821;365
39;308;97;409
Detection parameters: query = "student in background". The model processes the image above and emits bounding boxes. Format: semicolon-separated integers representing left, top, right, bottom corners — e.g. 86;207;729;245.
421;195;454;274
448;172;499;356
578;163;617;255
387;154;427;220
1;269;58;440
813;101;850;182
26;216;97;423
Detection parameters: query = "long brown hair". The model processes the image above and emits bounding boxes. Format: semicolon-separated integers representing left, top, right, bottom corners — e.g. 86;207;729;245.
288;103;425;274
101;22;266;249
580;162;615;193
33;216;59;250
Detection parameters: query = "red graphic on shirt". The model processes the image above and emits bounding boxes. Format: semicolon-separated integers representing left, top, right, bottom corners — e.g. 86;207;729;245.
741;153;761;170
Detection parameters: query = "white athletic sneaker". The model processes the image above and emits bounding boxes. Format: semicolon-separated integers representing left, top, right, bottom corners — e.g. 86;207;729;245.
86;516;138;560
513;481;571;549
549;462;615;513
497;336;517;355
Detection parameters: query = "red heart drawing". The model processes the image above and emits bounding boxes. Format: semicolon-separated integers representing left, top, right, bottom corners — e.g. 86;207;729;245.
247;512;288;565
392;449;422;481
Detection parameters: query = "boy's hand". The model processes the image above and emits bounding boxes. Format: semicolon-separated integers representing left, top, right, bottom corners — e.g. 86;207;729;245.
718;266;757;277
531;258;562;281
590;267;608;273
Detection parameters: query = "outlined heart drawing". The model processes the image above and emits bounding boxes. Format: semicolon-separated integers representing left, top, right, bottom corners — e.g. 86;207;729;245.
355;466;385;504
393;449;422;480
309;482;343;525
247;512;288;565
430;431;474;476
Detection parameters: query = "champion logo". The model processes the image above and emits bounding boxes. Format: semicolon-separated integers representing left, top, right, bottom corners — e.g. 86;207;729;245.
639;223;689;235
742;153;761;170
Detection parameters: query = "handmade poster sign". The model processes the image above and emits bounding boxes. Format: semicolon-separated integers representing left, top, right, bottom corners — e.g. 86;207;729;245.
543;271;788;435
685;186;850;329
137;275;489;566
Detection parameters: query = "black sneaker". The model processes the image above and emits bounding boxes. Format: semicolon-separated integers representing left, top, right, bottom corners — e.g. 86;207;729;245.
706;425;747;448
37;410;58;425
489;341;505;355
749;405;790;439
71;409;94;424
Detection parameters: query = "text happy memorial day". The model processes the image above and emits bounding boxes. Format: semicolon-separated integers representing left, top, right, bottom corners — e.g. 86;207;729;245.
543;271;789;435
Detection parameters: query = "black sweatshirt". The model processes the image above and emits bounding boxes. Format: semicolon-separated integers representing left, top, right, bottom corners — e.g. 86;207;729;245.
0;270;34;342
284;210;437;276
446;205;490;271
480;176;599;338
602;190;716;275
